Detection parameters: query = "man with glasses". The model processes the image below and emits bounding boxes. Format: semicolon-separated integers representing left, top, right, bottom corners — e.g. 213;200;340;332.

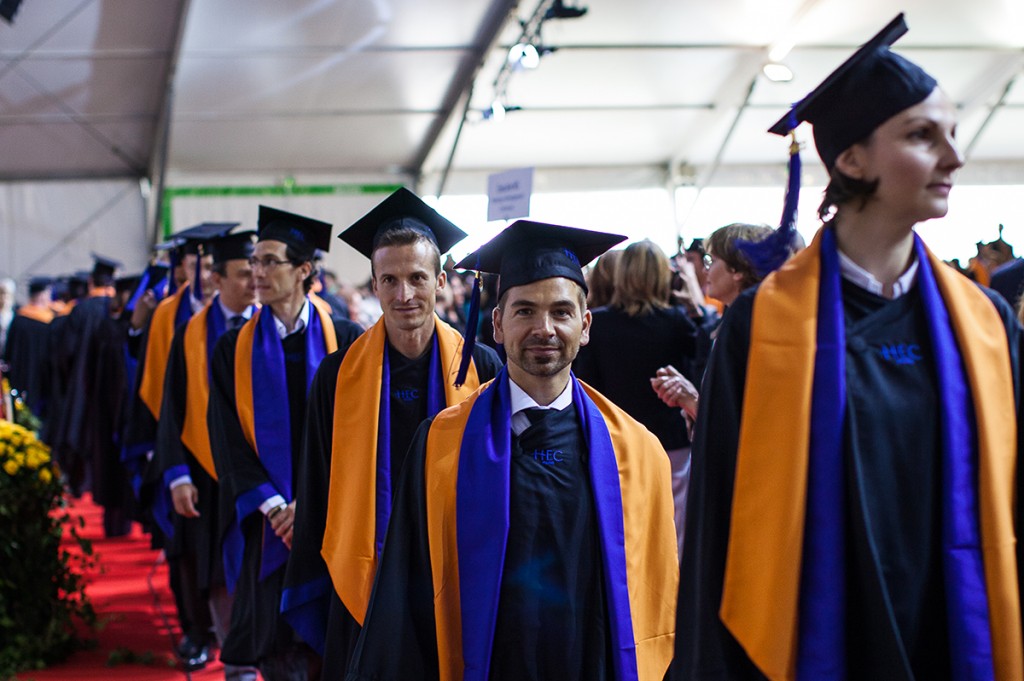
209;206;362;681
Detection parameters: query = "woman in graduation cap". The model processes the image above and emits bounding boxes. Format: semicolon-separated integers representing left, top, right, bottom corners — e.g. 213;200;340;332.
672;13;1023;681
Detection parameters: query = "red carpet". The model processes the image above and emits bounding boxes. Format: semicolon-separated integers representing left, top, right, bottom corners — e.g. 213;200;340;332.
14;494;240;681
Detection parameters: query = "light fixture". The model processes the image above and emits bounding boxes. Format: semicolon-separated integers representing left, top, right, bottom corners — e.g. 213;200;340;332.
508;42;541;70
762;62;794;83
489;99;506;122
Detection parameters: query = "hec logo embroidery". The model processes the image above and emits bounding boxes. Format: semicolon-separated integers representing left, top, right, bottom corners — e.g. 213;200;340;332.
563;248;580;266
878;343;923;365
533;448;564;465
393;387;420;402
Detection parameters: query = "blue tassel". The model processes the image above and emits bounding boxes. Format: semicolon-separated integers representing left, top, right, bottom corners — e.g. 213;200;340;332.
736;123;801;278
454;272;481;387
124;269;152;313
167;250;179;296
190;248;204;306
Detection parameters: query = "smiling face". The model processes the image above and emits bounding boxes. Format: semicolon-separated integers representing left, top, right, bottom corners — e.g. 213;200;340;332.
372;240;445;336
836;88;963;225
493;277;591;389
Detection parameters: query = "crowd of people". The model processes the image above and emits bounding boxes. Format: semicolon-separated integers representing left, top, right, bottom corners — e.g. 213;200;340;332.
1;13;1023;681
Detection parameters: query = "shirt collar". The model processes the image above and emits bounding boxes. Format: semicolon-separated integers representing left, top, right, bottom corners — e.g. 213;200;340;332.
837;249;919;299
272;297;310;339
216;293;255;321
509;377;574;436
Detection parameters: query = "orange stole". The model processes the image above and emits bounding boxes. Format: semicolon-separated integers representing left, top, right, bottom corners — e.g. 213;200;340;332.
321;316;480;626
180;304;218;480
720;230;1022;681
424;381;678;681
139;286;190;420
88;286;115;298
16;305;54;324
234;299;338;454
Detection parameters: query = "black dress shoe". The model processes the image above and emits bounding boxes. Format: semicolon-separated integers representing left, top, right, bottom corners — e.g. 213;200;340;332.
182;644;210;671
176;636;210;671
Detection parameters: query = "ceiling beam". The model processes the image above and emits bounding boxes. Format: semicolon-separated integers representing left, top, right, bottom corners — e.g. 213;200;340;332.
147;0;193;241
407;0;519;185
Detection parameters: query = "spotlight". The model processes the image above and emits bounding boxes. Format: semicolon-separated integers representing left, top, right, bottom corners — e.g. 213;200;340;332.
545;0;587;20
762;62;794;83
0;0;25;24
508;43;541;70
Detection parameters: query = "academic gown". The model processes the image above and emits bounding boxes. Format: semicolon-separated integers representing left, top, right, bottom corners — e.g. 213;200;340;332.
1;312;52;417
52;295;133;515
573;305;697;451
283;334;500;679
144;322;222;592
208;316;363;666
670;280;1024;680
345;375;678;681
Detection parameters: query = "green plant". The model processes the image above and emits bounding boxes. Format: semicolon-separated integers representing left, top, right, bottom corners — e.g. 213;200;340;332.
0;418;95;679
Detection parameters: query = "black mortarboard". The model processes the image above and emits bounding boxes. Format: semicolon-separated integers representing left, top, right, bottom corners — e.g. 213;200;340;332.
90;253;122;281
258;205;333;259
208;230;256;265
116;274;142;295
768;13;937;170
28;276;52;296
157;222;241;255
455;220;626;301
451;220;625;386
338;187;467;259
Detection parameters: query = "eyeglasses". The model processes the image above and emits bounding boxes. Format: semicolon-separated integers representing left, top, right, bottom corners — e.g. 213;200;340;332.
248;256;293;272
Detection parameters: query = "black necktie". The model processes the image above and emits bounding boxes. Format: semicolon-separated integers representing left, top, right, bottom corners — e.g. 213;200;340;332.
522;407;548;427
228;315;244;330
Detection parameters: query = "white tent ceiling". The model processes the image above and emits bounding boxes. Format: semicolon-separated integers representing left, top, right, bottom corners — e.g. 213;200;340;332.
3;0;1024;196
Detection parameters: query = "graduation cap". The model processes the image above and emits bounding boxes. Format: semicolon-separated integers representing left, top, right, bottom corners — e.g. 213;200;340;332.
338;187;467;260
451;220;626;385
28;276;53;296
116;274;142;295
258;205;333;260
768;13;936;171
455;220;626;301
207;230;256;265
124;262;171;312
90;253;122;282
741;14;936;280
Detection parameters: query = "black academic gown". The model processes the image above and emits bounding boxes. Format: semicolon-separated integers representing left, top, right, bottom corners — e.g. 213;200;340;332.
345;404;618;681
285;337;500;679
1;313;51;417
208;316;363;667
573;304;697;451
670;281;1024;680
53;296;133;519
145;322;223;593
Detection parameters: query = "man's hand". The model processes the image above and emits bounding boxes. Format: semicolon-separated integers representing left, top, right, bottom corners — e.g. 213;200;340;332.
130;289;158;330
171;483;200;518
270;500;296;549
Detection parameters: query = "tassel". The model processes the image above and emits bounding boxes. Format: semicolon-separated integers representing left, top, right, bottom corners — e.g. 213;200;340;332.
125;269;152;313
736;120;801;278
454;271;482;387
190;247;204;306
167;250;179;296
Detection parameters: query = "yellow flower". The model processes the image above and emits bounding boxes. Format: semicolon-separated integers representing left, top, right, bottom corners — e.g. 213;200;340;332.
3;460;19;476
38;468;52;484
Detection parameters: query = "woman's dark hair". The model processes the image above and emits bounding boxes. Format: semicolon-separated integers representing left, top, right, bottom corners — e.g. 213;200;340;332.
818;166;880;222
705;223;774;291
